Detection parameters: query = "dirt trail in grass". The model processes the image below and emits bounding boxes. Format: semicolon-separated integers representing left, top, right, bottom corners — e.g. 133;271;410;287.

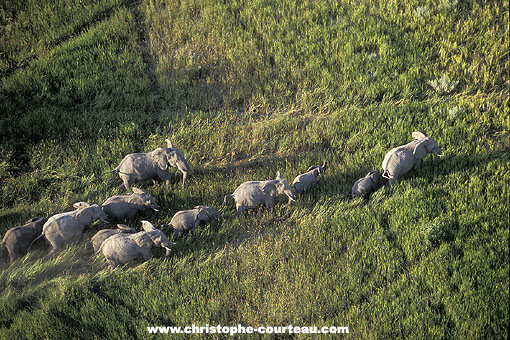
130;4;163;113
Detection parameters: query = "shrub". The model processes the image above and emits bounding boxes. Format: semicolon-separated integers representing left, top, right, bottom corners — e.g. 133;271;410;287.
428;74;459;93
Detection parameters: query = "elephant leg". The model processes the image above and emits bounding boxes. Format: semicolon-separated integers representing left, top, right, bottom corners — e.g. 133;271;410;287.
70;232;82;243
43;248;57;260
235;205;246;216
388;177;397;186
117;182;126;192
414;159;422;170
265;197;276;209
141;249;152;261
119;175;132;191
172;230;180;242
156;170;172;186
193;220;201;230
8;252;15;264
107;259;116;270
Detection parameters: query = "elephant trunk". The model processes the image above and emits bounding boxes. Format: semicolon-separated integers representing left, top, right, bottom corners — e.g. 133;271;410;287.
162;242;174;256
176;159;190;186
181;170;189;186
432;148;443;163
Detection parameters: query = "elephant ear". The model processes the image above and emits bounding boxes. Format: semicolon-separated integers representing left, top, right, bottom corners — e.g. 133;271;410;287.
197;209;209;222
141;220;156;232
73;202;90;209
132;187;145;195
369;171;381;183
412;131;427;141
117;224;131;230
262;182;277;196
135;232;153;248
75;207;92;223
413;140;428;159
152;148;169;171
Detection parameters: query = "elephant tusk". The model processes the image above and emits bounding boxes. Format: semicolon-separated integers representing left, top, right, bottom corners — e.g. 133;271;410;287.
152;208;159;212
437;154;444;157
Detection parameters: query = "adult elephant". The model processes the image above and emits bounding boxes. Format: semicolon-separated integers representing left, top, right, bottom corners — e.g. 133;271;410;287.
32;202;108;257
111;139;190;190
382;132;443;185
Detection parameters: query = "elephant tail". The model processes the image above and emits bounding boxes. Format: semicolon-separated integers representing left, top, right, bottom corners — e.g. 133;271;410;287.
101;168;119;176
101;168;132;176
27;233;44;252
94;241;106;257
223;194;234;204
382;170;390;179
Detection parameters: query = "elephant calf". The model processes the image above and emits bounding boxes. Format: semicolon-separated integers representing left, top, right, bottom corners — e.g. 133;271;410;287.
2;217;48;264
292;160;326;194
112;138;190;190
352;171;381;199
102;187;159;222
224;171;296;216
34;202;108;257
382;132;443;185
168;205;217;241
91;224;136;253
97;221;174;270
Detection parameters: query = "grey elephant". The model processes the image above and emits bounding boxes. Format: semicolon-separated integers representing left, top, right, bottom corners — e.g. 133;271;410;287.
111;139;190;190
382;132;443;185
102;187;159;222
90;224;137;253
97;220;174;269
2;217;48;264
352;171;381;199
32;202;108;257
224;171;296;215
168;205;217;240
292;160;327;194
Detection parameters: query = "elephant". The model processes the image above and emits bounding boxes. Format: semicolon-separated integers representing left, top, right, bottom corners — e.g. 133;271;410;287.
352;171;381;199
292;160;327;194
32;202;108;257
111;139;190;190
102;187;159;222
91;224;137;253
168;205;218;240
2;217;48;264
97;220;174;269
382;132;443;185
224;171;296;215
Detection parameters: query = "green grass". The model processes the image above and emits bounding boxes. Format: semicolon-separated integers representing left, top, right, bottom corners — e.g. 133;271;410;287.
0;0;508;339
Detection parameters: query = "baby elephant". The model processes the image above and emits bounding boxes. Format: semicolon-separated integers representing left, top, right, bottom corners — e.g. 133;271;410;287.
111;138;190;190
102;187;159;222
91;224;136;253
382;132;443;185
352;171;381;199
34;202;108;257
2;217;48;264
168;205;217;241
97;220;174;270
292;160;327;194
224;171;296;216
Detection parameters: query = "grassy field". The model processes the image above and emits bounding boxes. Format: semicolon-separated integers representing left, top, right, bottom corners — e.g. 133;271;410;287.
0;0;508;338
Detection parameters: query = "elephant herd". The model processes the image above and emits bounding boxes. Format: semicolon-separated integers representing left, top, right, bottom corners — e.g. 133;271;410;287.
2;132;442;269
